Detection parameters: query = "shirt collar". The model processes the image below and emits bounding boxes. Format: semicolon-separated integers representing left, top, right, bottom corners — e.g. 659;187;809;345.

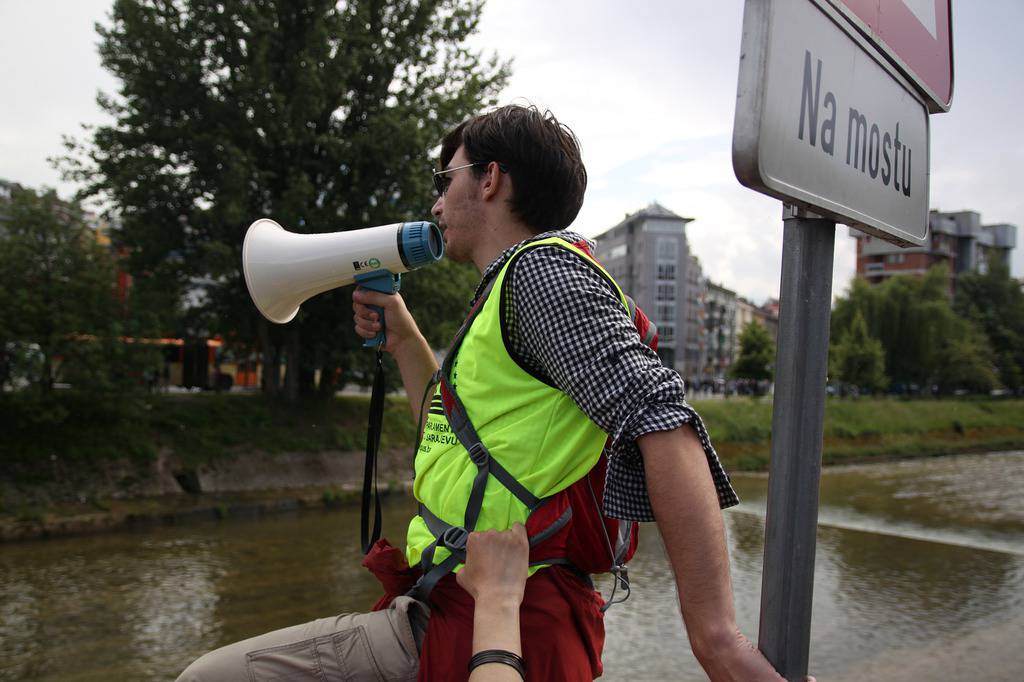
470;230;593;306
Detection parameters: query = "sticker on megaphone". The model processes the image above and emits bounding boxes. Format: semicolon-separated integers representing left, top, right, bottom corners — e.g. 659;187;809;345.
353;258;383;271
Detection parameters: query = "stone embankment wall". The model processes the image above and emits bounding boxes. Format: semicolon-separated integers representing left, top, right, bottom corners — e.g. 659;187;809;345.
1;449;414;542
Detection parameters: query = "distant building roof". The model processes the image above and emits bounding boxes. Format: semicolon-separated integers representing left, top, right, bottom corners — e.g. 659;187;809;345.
0;178;21;203
631;201;692;222
706;280;737;297
593;201;694;240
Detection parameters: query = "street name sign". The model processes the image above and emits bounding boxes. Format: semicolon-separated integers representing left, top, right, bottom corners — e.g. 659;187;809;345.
733;0;930;246
828;0;953;113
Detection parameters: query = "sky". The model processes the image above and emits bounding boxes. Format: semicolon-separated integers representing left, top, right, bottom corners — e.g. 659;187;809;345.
1;0;1021;304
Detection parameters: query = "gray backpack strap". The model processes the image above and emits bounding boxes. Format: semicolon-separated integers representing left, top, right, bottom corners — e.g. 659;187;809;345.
406;248;589;603
409;500;577;603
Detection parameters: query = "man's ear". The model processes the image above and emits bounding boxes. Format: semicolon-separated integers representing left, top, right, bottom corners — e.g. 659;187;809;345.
480;161;506;202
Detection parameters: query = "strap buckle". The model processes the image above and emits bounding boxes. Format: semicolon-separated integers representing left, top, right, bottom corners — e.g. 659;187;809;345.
467;442;490;466
440;525;470;552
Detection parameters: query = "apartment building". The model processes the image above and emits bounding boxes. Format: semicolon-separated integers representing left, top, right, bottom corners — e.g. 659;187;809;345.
852;209;1016;288
703;280;737;383
593;202;706;381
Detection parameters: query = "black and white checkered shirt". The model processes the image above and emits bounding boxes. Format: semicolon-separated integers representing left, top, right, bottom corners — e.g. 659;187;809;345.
470;230;738;522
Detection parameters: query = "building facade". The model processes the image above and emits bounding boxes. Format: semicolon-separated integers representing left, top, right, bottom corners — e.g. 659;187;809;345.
703;280;737;385
683;253;708;386
733;296;779;358
593;202;706;381
0;179;22;233
852;209;1017;288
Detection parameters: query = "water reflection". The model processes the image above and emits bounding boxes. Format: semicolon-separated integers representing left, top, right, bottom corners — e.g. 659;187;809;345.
732;451;1024;554
0;453;1022;680
126;541;225;679
0;507;414;682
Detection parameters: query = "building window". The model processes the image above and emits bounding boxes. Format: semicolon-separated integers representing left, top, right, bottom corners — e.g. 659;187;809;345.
607;243;628;260
656;237;678;261
660;325;675;345
656;263;676;280
656;283;675;301
656;303;675;321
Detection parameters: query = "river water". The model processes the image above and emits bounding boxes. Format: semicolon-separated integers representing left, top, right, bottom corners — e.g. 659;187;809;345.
2;452;1022;681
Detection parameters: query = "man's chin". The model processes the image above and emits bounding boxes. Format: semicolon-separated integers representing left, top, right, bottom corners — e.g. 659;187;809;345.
441;234;468;262
445;248;470;263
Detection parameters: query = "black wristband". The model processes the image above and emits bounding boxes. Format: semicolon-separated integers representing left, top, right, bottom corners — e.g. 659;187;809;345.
468;649;527;679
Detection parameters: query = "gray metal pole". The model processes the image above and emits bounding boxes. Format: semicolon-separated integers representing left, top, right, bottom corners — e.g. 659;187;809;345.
757;204;835;680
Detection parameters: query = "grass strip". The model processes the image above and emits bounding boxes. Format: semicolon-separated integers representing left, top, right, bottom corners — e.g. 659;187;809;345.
2;393;1021;474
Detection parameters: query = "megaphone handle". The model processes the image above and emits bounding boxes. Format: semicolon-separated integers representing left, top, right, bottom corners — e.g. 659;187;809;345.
355;271;402;348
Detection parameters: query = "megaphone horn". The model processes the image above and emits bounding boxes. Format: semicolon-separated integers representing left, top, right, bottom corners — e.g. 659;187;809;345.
242;218;444;344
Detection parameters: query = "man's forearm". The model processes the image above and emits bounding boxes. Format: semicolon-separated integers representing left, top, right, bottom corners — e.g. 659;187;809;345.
391;331;439;431
639;426;787;681
638;427;737;658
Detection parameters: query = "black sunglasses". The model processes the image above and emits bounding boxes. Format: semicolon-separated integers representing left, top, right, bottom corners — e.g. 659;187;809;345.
432;162;508;196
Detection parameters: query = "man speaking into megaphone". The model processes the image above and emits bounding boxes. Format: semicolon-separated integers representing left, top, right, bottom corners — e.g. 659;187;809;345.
180;104;794;682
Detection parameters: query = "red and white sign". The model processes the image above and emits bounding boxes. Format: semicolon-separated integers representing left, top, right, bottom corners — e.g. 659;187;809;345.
830;0;953;112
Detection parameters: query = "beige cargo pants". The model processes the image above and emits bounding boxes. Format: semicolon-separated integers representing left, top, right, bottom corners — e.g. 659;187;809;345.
176;596;429;682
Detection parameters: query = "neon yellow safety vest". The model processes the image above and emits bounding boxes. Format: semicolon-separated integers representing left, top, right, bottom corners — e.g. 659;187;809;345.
406;237;631;579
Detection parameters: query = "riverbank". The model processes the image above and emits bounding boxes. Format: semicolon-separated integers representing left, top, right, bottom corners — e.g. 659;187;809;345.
698;396;1024;469
0;481;413;542
1;394;1021;541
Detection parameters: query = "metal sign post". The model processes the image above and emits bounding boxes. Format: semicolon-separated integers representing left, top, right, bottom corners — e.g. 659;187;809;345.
757;205;835;679
731;0;952;677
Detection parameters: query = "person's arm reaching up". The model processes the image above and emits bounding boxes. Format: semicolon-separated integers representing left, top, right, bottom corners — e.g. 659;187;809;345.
457;525;529;682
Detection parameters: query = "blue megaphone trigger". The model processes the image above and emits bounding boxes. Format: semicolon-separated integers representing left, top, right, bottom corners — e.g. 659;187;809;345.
355;270;401;348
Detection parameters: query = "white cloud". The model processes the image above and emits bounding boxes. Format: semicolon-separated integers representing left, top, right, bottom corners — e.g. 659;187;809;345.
0;0;118;191
0;0;1019;299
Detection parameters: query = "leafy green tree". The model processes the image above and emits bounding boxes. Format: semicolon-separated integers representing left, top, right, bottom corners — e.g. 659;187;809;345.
833;265;962;387
830;309;887;393
731;321;775;389
933;329;999;394
62;0;509;401
954;260;1024;391
0;186;153;396
833;264;1004;394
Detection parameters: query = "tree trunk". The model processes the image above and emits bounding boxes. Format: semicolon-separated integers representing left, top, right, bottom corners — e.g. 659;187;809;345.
318;362;341;401
284;325;301;403
258;318;280;395
41;353;54;396
299;365;316;395
0;347;10;389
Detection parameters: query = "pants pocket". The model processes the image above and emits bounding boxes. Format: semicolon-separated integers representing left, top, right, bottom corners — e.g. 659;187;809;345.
241;602;423;682
332;626;386;682
246;626;386;682
246;636;330;681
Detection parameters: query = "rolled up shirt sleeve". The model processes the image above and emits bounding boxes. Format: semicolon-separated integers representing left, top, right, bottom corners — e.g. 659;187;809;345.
505;242;738;521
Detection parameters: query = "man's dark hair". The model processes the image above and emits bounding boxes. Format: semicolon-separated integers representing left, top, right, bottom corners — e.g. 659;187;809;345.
439;104;587;233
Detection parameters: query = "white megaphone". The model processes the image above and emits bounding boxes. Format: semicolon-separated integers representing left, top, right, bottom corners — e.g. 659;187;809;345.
242;218;444;346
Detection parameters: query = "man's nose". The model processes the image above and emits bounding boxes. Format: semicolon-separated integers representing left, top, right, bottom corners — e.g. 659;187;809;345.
431;195;443;218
